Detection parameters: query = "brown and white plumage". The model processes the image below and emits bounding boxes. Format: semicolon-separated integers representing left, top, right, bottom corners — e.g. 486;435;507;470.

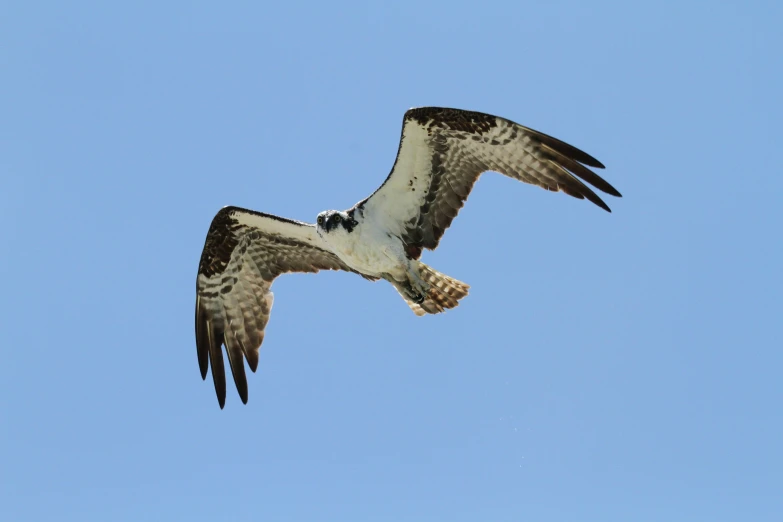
196;107;621;407
195;207;361;407
360;107;621;258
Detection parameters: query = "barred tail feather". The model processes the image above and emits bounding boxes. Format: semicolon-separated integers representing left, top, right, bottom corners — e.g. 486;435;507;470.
399;263;470;316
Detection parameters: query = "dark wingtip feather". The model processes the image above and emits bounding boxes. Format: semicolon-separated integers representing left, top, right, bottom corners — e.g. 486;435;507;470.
209;330;227;409
230;363;248;404
195;298;210;380
587;157;605;169
225;334;249;405
552;150;621;198
196;297;227;407
537;139;620;207
555;166;613;213
214;373;226;409
530;128;605;169
584;188;612;212
245;349;259;373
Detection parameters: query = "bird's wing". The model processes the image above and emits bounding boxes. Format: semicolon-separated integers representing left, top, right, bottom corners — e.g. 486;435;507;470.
358;107;621;258
196;206;354;408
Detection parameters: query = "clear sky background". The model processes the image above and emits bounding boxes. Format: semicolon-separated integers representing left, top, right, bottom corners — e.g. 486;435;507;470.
2;2;781;521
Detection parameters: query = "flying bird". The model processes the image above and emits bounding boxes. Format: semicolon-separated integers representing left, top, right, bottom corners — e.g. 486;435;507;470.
196;107;621;407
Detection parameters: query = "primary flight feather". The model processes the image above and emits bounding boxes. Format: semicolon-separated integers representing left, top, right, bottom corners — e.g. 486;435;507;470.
196;107;621;407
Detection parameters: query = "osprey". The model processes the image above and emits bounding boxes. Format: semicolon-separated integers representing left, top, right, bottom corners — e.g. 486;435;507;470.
196;107;621;407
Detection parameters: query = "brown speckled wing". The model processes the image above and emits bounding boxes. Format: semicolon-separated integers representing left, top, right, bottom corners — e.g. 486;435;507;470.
360;107;621;257
195;206;353;408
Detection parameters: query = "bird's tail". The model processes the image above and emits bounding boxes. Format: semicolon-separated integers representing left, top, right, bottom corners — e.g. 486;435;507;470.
396;262;470;316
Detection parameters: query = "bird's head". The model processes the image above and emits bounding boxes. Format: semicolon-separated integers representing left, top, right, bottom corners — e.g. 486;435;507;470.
316;210;357;236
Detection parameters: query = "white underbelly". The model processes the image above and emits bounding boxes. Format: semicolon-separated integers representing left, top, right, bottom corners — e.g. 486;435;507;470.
330;227;405;276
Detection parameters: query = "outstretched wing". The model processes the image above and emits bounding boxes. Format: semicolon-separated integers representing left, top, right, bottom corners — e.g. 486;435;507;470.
359;107;621;258
196;206;353;408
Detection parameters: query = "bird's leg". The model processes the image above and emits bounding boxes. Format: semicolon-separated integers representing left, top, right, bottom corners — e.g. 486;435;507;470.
379;244;429;303
381;269;428;305
406;264;429;302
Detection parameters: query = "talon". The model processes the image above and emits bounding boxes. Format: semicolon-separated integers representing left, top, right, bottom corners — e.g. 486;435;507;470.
410;271;429;298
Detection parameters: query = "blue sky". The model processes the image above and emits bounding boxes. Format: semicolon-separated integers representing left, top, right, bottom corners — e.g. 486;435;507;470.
2;1;781;520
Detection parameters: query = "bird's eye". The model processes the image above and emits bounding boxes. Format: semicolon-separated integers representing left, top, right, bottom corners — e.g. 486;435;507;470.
317;216;324;225
334;215;341;223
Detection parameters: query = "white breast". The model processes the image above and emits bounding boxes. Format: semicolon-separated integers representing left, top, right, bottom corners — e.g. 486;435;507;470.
326;218;406;277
